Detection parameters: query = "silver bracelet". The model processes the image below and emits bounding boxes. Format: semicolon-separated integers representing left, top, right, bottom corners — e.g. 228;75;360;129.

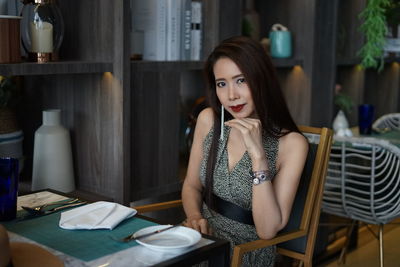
250;170;273;185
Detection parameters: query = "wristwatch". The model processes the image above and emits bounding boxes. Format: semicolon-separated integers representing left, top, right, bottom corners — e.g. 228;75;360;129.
250;170;272;185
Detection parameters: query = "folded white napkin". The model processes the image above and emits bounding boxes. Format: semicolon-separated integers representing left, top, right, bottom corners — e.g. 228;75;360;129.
59;201;137;230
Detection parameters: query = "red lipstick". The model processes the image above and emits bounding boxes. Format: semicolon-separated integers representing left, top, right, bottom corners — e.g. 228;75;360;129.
230;104;245;112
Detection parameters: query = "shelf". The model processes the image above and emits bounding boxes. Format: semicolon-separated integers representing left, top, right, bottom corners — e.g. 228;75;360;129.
336;57;361;66
337;56;400;67
0;61;113;76
271;58;303;68
131;61;205;71
131;58;303;72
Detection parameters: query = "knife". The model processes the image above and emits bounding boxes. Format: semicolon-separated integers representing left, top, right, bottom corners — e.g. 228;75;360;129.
18;201;87;221
120;224;181;243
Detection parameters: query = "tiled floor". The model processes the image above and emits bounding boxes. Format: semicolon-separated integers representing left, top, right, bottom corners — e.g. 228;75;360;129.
321;224;400;267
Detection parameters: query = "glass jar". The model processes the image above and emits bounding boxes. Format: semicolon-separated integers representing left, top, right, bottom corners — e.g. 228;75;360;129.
21;0;64;63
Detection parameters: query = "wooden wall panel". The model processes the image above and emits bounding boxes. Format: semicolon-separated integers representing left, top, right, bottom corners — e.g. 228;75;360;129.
58;0;115;61
202;0;220;59
131;71;182;201
256;0;317;125
364;63;400;120
218;0;242;41
20;73;124;200
310;0;338;127
336;66;365;127
336;0;366;59
279;67;310;125
203;0;242;59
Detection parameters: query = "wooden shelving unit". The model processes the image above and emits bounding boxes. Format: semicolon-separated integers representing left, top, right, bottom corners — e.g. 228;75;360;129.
0;61;112;76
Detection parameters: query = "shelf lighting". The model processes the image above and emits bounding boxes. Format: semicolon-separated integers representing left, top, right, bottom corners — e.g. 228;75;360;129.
355;64;363;71
293;65;302;71
103;72;113;78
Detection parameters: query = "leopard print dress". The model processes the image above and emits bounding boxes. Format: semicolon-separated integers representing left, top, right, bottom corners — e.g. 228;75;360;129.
199;126;279;267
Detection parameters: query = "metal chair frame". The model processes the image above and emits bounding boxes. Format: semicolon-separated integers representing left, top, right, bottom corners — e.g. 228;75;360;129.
322;135;400;267
372;113;400;132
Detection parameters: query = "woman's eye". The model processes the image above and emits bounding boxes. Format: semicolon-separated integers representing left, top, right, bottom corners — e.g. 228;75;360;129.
216;81;226;88
237;78;245;84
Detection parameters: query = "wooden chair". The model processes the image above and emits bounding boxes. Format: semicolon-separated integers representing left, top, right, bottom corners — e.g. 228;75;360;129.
134;126;333;267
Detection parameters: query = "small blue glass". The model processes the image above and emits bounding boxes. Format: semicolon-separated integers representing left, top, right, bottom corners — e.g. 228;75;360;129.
0;157;19;221
358;104;375;135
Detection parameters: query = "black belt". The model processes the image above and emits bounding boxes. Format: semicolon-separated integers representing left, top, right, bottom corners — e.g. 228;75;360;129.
209;193;255;225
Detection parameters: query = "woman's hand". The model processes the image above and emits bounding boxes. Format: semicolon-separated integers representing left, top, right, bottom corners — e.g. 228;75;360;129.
224;118;266;163
183;214;212;235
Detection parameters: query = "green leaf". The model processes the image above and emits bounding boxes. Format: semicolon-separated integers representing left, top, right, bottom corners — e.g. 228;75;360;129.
358;0;390;71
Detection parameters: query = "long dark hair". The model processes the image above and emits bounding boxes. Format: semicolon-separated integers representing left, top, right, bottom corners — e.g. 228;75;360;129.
203;36;300;207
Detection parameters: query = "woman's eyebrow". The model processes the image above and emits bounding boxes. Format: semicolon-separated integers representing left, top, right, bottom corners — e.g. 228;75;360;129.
215;74;244;81
232;74;244;79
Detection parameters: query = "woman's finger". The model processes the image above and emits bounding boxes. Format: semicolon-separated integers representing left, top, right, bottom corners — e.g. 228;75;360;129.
198;219;209;234
225;119;261;134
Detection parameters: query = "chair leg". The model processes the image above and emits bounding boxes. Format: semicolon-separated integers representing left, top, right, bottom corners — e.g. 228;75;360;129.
338;220;356;265
379;224;384;267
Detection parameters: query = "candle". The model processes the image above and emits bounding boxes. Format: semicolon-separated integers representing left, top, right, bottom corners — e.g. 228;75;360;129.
30;21;53;53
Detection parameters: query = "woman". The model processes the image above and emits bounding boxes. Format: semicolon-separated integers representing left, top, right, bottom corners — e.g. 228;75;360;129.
181;36;308;266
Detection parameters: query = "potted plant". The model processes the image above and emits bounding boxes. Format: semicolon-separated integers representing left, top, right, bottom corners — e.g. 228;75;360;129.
358;0;400;71
0;75;20;134
358;0;390;71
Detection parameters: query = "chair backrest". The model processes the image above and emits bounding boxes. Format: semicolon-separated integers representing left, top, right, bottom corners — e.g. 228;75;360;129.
277;126;332;256
322;136;400;225
372;113;400;131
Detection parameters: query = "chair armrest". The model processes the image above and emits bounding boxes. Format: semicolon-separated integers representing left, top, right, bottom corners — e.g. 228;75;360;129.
231;230;307;267
133;199;183;214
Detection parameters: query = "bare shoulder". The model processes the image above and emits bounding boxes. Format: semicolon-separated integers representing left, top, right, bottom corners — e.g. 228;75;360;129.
195;107;214;138
280;131;308;150
278;131;309;163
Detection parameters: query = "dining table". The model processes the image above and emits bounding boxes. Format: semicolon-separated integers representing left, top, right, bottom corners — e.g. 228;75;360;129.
1;190;230;267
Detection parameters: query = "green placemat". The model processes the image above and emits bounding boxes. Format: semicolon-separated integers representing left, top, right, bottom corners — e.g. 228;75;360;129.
371;130;400;147
2;210;158;261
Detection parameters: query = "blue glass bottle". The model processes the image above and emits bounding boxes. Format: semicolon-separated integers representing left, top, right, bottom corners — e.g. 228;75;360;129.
0;157;18;221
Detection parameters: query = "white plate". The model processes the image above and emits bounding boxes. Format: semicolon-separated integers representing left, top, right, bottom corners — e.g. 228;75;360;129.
134;225;201;251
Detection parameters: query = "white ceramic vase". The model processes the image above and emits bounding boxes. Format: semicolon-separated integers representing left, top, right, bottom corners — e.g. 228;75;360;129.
333;110;352;137
32;109;75;192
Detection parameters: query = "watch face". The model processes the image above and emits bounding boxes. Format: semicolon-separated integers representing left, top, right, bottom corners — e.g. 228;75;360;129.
253;178;260;185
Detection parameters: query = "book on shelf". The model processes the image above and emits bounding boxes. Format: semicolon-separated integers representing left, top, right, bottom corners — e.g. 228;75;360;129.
130;0;201;61
180;0;192;61
190;0;202;61
166;0;181;61
132;0;167;61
